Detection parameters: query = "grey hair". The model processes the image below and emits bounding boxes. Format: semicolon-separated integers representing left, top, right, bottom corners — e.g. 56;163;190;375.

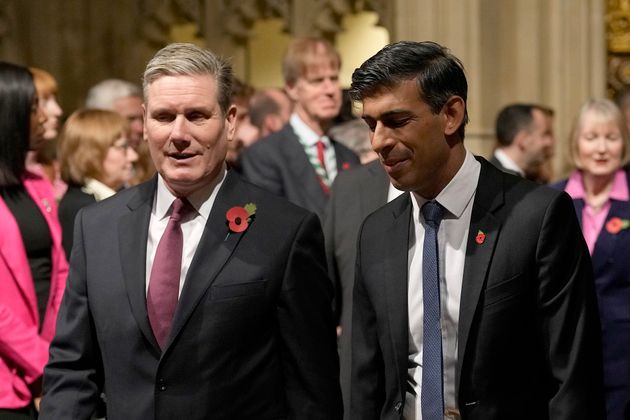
143;43;233;114
85;79;142;110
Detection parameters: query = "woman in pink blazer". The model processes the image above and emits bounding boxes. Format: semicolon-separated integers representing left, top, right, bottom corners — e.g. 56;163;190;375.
0;62;68;419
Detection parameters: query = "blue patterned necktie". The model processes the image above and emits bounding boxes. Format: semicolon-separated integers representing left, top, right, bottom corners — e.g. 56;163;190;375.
421;200;445;420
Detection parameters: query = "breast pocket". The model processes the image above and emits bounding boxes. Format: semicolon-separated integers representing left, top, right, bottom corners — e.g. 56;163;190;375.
482;272;526;313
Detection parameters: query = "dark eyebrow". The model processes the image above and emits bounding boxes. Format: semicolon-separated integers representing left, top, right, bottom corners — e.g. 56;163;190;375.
362;109;413;120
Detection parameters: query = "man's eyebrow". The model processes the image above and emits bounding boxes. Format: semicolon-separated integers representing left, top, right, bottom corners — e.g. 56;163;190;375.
362;109;412;120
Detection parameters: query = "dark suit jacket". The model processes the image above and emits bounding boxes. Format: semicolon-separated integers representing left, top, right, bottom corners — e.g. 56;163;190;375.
40;171;342;420
551;173;630;420
351;158;605;420
58;184;97;259
324;160;389;417
240;124;360;220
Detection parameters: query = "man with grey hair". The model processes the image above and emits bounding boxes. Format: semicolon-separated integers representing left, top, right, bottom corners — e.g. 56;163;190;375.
40;43;342;420
85;79;155;185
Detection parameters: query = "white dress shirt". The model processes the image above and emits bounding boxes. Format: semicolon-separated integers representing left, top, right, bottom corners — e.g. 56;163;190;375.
404;151;481;419
290;113;338;181
145;166;226;296
493;149;524;176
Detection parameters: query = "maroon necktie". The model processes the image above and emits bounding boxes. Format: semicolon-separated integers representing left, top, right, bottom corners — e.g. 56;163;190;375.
147;197;193;350
316;139;327;173
316;139;330;194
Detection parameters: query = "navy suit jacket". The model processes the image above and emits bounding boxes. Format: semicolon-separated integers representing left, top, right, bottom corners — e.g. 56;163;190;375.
40;171;342;420
240;124;360;220
551;172;630;419
351;157;605;420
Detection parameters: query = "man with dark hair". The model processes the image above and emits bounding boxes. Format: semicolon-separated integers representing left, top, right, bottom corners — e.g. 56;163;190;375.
240;37;360;220
249;88;292;138
349;40;604;420
491;103;555;182
39;43;342;420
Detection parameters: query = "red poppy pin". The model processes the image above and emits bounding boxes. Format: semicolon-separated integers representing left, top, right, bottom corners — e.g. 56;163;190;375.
605;217;630;234
475;230;486;244
226;203;257;234
341;162;351;170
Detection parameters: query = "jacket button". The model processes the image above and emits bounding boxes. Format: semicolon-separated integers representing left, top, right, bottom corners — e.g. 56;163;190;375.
394;401;403;413
158;378;167;391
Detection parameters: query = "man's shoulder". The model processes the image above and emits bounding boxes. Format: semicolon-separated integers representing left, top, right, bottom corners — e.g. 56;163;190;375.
246;125;296;154
79;181;152;219
227;172;316;223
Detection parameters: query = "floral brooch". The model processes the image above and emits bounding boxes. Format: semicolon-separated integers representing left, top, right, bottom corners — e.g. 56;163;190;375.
226;202;257;234
605;217;630;234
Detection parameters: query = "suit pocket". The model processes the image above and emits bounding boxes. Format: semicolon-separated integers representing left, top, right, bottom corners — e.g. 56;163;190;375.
483;272;525;309
210;279;266;301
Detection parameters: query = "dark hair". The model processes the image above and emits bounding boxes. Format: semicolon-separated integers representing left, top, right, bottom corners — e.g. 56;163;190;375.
350;40;469;138
0;62;36;186
249;91;281;130
495;103;554;146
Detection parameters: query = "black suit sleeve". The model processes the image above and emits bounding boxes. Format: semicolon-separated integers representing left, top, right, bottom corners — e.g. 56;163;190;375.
40;209;103;420
277;212;343;419
240;143;285;197
349;221;384;420
537;192;605;419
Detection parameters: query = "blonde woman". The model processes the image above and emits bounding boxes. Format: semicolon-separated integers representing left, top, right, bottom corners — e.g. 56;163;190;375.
551;98;630;420
58;109;137;258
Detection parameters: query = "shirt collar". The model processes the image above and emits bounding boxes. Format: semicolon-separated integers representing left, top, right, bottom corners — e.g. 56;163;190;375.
154;165;227;222
411;150;480;220
289;113;330;147
82;178;117;201
494;149;524;176
565;168;629;201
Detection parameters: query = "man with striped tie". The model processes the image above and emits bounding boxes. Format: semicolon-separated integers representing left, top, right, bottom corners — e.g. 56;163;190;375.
240;37;360;221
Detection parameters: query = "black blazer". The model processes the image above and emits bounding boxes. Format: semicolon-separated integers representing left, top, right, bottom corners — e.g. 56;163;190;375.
240;124;360;220
324;160;390;418
350;158;605;420
58;184;97;259
40;171;342;420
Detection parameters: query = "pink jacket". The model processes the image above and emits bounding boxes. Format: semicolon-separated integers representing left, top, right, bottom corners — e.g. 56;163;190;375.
0;172;68;408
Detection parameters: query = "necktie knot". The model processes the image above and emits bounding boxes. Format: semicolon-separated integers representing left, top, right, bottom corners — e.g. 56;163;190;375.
170;197;193;223
422;200;444;228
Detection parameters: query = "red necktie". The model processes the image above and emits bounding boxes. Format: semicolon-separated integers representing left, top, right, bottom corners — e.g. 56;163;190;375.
316;139;330;194
316;139;327;173
147;197;193;350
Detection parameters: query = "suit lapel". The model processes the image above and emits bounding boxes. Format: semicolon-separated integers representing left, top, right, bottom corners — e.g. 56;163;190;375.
283;127;328;212
383;194;413;402
592;200;630;272
456;160;503;392
166;172;248;350
118;178;158;350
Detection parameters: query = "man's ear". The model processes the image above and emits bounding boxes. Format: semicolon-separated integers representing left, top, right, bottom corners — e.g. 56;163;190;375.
225;105;238;141
443;96;465;136
142;103;148;142
285;81;299;102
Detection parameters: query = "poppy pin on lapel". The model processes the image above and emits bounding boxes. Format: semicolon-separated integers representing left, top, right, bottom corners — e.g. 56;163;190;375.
475;230;486;244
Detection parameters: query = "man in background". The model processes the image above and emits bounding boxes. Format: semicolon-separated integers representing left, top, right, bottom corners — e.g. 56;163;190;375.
249;87;292;138
240;37;360;220
490;103;555;182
